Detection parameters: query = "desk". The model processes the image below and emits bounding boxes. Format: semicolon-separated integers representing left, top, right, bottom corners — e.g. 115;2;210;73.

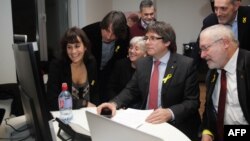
1;108;191;141
138;122;190;141
52;107;191;141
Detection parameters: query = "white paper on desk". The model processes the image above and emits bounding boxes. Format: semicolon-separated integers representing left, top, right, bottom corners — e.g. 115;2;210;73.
112;108;153;128
138;122;191;141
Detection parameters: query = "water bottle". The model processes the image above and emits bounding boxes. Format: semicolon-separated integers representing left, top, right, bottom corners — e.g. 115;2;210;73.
58;82;73;124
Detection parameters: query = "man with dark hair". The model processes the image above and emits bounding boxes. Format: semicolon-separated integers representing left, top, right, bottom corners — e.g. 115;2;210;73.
130;0;156;38
82;11;130;103
98;21;201;141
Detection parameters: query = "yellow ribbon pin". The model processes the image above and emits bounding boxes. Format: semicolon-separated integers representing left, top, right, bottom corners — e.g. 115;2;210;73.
91;80;95;86
242;17;247;24
163;74;172;84
115;46;120;53
211;74;216;83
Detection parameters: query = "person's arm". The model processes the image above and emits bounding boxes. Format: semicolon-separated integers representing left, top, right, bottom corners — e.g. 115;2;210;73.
106;61;121;100
111;70;141;109
145;108;173;123
168;58;200;123
87;55;100;105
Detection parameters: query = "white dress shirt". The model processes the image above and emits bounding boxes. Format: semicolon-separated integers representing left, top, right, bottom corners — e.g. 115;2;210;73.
212;49;248;124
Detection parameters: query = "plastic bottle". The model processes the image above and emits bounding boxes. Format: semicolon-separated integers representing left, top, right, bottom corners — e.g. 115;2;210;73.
58;82;73;124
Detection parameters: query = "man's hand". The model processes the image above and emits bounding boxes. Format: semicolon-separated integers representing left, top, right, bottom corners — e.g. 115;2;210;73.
97;102;117;117
201;134;213;141
145;108;172;124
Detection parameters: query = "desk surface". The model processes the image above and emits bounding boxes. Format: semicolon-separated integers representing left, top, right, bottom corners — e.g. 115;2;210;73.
0;108;191;141
52;107;191;141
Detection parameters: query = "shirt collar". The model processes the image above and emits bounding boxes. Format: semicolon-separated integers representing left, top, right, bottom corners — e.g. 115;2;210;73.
153;51;170;65
102;40;115;46
141;19;148;29
234;11;238;23
230;11;238;25
224;48;239;74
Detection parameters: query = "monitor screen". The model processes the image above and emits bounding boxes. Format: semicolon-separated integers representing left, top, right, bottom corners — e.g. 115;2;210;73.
12;42;53;141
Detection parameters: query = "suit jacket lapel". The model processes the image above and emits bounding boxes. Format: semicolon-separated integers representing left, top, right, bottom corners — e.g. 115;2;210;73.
141;57;154;108
237;7;248;44
236;50;249;122
161;53;177;95
144;57;153;95
206;70;218;105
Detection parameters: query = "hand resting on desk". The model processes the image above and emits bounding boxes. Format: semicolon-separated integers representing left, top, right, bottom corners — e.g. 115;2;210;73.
97;104;173;124
145;108;173;124
97;102;117;117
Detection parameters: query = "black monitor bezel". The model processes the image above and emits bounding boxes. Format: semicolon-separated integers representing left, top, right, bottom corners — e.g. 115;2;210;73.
12;42;53;141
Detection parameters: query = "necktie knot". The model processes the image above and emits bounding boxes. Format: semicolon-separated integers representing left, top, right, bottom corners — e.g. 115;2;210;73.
221;69;226;75
154;60;160;67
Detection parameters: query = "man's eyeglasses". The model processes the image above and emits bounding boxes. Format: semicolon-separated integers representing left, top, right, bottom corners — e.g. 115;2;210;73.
143;36;163;41
200;38;223;52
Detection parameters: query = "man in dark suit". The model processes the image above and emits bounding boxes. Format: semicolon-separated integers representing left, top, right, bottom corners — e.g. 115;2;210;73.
199;24;250;141
202;0;250;51
82;11;130;103
98;21;201;141
193;0;250;79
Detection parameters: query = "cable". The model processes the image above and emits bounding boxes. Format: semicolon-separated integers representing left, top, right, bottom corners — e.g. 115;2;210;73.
17;134;31;141
1;118;34;141
4;118;28;132
0;134;30;141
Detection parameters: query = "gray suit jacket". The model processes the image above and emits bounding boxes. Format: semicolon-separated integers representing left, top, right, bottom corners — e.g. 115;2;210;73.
113;53;201;140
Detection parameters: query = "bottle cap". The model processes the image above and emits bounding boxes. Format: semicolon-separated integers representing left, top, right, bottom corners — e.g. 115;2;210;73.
62;83;68;91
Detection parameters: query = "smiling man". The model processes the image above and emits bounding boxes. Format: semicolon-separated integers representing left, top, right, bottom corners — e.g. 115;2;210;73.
193;0;250;82
130;0;156;38
201;0;250;51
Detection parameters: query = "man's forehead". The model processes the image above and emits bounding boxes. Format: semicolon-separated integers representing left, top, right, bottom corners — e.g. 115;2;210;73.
141;6;155;12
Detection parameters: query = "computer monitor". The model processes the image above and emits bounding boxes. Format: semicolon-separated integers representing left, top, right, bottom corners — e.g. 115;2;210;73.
12;42;53;141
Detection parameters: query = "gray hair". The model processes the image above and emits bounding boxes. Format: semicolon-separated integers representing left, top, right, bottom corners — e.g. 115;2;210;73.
139;0;154;11
230;0;241;3
130;36;146;52
200;24;238;45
